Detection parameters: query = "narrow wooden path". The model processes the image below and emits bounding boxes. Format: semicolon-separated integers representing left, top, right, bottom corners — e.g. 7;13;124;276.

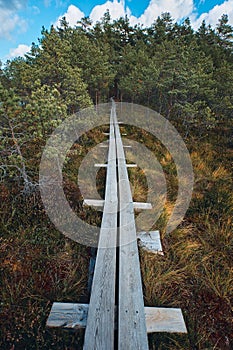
113;102;149;349
46;101;187;349
83;107;118;350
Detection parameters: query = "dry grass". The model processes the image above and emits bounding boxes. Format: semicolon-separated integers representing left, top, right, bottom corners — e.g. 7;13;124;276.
137;130;233;349
0;125;232;349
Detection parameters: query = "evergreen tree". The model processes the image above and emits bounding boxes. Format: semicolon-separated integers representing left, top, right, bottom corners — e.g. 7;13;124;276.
216;14;233;50
0;81;68;193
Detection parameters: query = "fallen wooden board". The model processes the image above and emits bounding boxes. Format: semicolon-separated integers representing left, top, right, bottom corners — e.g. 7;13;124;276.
146;307;187;333
47;303;187;334
47;303;88;328
137;231;164;254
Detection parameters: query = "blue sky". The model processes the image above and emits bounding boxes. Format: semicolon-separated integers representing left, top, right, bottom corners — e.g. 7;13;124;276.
0;0;232;63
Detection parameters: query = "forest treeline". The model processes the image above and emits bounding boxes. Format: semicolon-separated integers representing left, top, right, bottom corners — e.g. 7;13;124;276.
0;11;232;350
0;11;233;189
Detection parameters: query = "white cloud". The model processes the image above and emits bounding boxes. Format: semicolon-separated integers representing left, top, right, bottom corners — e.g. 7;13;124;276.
191;0;233;29
55;0;195;28
54;4;85;27
53;0;233;32
0;8;27;39
0;0;27;39
90;0;126;23
0;0;27;11
90;0;195;26
8;44;31;58
136;0;195;26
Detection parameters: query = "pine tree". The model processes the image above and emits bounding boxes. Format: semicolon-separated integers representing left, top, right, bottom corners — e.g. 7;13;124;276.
0;81;68;193
216;14;233;50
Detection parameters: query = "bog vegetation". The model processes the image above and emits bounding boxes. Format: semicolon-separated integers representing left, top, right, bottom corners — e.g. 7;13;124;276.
0;11;232;349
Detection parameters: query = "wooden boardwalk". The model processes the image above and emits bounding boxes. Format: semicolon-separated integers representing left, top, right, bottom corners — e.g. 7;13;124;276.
46;100;187;349
113;103;149;349
83;108;118;350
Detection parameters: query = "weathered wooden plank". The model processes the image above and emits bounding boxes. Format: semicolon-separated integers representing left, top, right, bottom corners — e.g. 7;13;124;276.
126;163;137;167
99;144;131;148
94;163;108;167
47;303;187;334
133;202;152;210
113;103;149;350
82;109;118;350
46;100;188;349
46;302;88;329
137;231;164;254
94;163;137;168
145;307;187;333
84;199;151;210
83;199;104;208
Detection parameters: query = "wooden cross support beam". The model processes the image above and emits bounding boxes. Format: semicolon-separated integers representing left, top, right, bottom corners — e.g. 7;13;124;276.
94;163;137;167
83;199;152;210
47;302;187;334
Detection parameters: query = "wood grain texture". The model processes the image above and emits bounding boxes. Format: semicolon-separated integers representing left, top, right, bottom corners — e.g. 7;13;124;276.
145;307;187;333
46;302;88;329
46;101;188;349
47;303;187;334
83;109;118;350
137;231;164;254
113;103;149;350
